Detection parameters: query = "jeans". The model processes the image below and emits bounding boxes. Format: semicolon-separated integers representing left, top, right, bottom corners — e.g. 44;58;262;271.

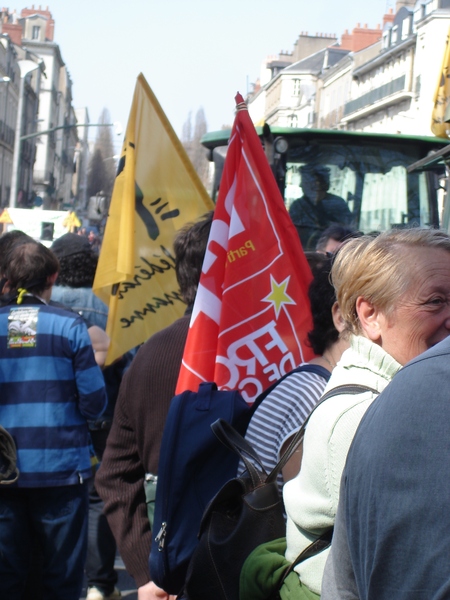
0;483;89;600
86;429;118;595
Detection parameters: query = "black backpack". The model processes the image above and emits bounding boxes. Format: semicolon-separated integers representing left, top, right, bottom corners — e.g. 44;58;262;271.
184;384;379;600
148;364;330;595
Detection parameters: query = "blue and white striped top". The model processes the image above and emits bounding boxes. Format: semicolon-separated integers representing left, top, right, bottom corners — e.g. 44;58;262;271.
241;365;329;496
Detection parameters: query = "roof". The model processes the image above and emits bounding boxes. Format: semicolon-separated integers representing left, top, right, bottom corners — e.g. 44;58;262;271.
201;126;450;151
283;46;350;74
267;59;292;69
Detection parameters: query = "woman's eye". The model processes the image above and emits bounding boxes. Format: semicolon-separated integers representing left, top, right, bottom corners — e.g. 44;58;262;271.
428;298;445;306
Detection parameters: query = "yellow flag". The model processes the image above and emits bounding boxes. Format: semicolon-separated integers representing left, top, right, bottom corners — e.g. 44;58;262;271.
93;74;214;365
431;26;450;138
63;211;81;232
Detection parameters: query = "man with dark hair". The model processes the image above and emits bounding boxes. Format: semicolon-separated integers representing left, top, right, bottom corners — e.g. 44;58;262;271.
0;241;107;600
0;230;34;296
172;212;214;305
96;212;213;600
315;224;362;255
3;240;60;293
51;232;108;327
0;229;33;262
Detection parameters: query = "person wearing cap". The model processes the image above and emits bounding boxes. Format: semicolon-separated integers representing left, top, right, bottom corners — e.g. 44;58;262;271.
289;165;353;250
51;233;108;330
0;239;107;600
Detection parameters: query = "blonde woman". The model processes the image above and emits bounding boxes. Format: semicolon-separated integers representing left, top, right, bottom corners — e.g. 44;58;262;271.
242;228;450;600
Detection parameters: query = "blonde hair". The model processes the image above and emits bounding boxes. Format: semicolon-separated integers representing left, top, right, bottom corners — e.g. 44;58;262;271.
331;228;450;336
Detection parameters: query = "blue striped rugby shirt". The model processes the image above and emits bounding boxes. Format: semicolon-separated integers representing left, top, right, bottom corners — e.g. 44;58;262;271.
0;299;107;487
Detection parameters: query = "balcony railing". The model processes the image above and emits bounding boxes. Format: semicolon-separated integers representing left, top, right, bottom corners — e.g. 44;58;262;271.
344;75;406;116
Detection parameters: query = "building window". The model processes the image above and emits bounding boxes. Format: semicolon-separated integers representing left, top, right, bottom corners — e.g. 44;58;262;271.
402;16;411;39
32;26;40;40
293;79;301;96
392;25;399;44
289;113;298;127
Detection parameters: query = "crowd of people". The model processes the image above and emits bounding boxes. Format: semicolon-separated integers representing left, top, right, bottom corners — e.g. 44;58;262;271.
0;217;450;600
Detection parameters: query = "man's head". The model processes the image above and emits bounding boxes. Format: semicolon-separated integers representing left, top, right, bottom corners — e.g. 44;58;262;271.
0;230;34;292
0;230;33;268
51;233;98;288
316;224;361;254
300;165;331;200
3;241;59;297
173;212;213;305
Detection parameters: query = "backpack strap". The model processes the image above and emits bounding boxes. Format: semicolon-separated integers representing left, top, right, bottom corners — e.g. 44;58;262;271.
213;383;380;486
283;527;334;582
266;383;379;483
211;419;269;487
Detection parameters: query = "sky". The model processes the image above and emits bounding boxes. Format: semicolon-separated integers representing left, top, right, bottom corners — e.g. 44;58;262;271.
27;0;394;149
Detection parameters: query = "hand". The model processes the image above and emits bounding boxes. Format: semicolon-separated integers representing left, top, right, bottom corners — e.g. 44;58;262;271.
87;325;110;368
138;580;177;600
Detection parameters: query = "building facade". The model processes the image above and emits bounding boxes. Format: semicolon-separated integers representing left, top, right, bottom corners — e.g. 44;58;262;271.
0;33;19;207
17;7;78;209
249;33;340;126
0;6;79;210
248;0;450;139
248;27;383;129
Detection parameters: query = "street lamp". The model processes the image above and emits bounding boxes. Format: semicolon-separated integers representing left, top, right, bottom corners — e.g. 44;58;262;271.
10;59;44;208
10;121;121;210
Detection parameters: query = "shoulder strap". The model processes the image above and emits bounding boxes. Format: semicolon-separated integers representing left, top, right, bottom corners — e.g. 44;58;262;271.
280;527;334;586
266;383;379;483
320;383;379;402
212;383;380;486
211;419;268;487
250;363;331;415
274;388;381;584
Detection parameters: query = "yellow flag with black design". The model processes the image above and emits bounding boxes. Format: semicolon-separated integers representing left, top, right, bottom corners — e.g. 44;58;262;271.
431;26;450;138
93;73;214;365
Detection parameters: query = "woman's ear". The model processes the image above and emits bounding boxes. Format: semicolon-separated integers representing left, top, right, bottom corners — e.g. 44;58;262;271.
331;302;345;333
356;296;382;343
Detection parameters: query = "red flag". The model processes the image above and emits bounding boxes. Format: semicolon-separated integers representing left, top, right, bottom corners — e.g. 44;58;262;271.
176;93;315;402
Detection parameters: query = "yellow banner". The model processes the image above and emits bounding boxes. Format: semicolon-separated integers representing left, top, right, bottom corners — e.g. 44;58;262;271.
431;26;450;138
93;74;214;364
0;209;13;224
